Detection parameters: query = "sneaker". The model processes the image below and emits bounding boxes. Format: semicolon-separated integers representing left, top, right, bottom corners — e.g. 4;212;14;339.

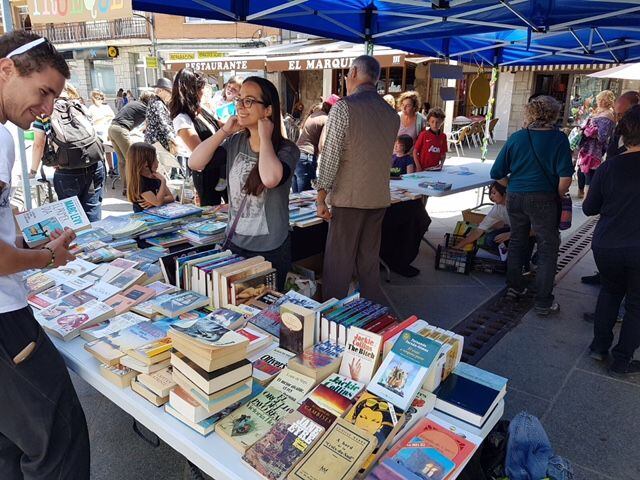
505;287;527;300
215;178;228;192
581;273;601;285
588;349;608;362
535;302;560;316
609;359;640;377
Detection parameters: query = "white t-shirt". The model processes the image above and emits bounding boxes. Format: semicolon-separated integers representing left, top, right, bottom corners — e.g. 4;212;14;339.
478;203;510;232
87;103;115;141
172;113;195;158
0;124;28;313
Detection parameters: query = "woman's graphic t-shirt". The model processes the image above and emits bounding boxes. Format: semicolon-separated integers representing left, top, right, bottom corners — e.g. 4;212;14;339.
224;131;299;252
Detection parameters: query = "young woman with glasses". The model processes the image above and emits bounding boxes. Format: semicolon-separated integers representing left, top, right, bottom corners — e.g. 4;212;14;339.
189;76;300;289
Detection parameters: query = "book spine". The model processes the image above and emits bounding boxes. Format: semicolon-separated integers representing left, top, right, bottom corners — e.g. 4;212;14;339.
381;315;419;342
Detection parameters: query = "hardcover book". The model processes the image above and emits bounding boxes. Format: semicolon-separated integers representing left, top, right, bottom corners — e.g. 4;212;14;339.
215;387;298;453
368;331;443;411
16;196;90;247
339;327;383;383
288;418;377;480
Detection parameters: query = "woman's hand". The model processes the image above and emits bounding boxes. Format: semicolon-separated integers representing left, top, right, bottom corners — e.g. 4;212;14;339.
48;227;76;248
222;116;243;136
258;118;274;141
140;200;154;210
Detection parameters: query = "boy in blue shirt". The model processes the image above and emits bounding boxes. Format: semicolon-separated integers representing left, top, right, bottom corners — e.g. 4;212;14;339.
391;134;415;175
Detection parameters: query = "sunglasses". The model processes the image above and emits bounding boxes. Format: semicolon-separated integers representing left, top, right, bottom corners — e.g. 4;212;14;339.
6;38;48;58
234;97;267;109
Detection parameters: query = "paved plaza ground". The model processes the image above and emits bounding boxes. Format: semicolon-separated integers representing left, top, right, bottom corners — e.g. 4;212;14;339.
38;143;639;479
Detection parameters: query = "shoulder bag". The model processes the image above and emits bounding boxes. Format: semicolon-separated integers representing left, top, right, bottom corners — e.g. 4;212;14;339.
526;129;572;230
222;195;248;250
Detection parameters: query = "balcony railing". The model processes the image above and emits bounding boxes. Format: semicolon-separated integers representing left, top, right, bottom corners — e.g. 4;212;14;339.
30;17;149;44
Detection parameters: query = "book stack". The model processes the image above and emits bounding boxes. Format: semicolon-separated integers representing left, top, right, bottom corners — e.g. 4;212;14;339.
251;345;296;386
248;290;321;340
131;367;177;406
164;316;253;435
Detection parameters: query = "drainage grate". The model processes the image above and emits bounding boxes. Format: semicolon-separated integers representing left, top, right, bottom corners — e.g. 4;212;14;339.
452;217;597;365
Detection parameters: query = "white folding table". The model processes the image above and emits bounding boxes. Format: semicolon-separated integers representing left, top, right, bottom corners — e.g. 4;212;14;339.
50;335;257;480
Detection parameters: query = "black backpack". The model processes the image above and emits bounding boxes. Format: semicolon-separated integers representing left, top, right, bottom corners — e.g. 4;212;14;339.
42;99;104;169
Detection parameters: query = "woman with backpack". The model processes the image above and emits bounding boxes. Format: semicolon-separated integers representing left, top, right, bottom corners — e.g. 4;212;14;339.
31;82;106;221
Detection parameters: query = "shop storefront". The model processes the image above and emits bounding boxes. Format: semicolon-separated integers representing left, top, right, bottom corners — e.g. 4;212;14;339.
162;51;266;86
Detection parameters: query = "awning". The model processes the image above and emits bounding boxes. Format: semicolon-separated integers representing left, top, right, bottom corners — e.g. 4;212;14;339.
588;63;640;79
133;1;640;67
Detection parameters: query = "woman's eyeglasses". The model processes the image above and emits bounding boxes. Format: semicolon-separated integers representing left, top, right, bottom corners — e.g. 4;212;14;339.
234;97;266;109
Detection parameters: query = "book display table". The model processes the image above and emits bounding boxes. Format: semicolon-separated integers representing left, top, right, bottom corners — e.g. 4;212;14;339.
392;161;494;197
50;334;256;480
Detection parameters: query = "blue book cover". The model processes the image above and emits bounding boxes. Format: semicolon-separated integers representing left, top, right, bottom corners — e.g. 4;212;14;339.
433;373;502;421
368;331;442;411
452;362;507;393
146;203;202;220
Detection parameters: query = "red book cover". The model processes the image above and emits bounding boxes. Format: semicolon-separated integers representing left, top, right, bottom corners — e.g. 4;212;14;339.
386;417;475;469
380;315;419;342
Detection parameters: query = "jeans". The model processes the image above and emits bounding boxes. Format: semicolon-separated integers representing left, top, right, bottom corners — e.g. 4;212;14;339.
53;161;105;222
228;235;291;291
505;412;553;480
292;152;316;193
0;308;90;480
590;246;640;362
506;192;560;308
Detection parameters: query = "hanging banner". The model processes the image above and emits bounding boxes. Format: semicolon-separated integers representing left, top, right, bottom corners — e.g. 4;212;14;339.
28;0;133;24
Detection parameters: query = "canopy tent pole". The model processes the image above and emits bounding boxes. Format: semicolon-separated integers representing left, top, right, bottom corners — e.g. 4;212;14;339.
481;65;499;162
365;7;374;55
1;0;32;211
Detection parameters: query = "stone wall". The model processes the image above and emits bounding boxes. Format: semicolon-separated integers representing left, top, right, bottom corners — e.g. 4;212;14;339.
508;70;534;135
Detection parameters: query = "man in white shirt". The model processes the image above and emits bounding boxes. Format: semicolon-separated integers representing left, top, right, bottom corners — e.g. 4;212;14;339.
0;31;90;480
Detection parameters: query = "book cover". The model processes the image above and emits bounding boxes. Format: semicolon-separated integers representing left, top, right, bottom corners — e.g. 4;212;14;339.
305;383;353;418
394;390;438;441
236;326;270;354
270;369;316;402
289;341;345;373
216;387;298;452
169;316;248;350
451;362;507;393
339;327;383;383
369;331;443;411
16;196;90;247
146;202;202;219
26;272;55;295
111;258;139;270
279;303;315;355
249;291;320;339
344;392;405;474
109;269;146;291
252;346;297;385
34;289;96;323
232;268;277;305
243;408;327;480
43;300;115;341
80;311;148;342
378;417;477;480
319;373;365;402
433;372;505;427
86;281;122;302
152;290;209;317
205;308;246;331
288;418;377;480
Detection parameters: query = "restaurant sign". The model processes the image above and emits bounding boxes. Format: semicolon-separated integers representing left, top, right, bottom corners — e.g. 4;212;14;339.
28;0;132;24
266;53;404;72
171;58;266;72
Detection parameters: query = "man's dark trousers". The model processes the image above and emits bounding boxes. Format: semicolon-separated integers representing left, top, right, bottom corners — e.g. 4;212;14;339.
0;307;90;480
322;207;387;305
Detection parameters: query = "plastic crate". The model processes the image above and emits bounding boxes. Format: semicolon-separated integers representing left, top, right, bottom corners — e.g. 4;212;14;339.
435;233;474;275
471;255;507;274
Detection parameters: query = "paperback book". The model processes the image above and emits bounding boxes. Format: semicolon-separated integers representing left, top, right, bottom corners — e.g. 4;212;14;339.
339;326;383;383
16;196;90;247
42;300;115;341
152;290;209;318
251;346;297;386
80;311;148;342
287;341;345;384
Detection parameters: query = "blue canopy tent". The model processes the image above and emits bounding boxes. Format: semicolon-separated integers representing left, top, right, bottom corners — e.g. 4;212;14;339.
133;0;640;66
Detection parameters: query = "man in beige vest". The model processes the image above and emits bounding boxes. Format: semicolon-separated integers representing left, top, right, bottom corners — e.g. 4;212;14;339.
316;56;400;303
